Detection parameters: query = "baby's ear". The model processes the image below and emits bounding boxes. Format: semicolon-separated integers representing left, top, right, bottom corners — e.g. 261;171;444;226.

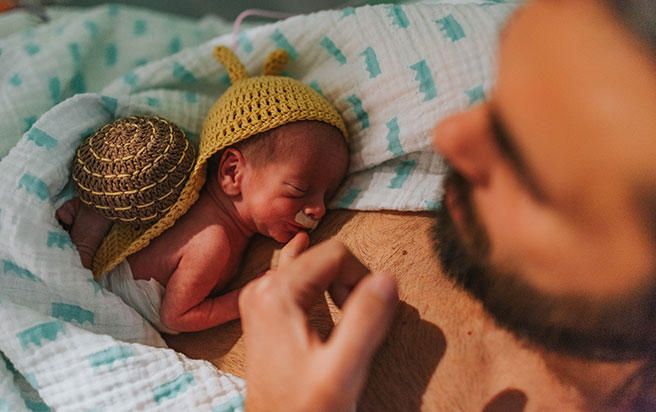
218;148;244;196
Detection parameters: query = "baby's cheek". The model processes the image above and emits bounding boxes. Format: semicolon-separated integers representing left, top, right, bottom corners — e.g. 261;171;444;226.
274;198;301;216
254;199;288;224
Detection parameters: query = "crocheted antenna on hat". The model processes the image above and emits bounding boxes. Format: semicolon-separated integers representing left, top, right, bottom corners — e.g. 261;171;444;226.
91;46;347;278
73;116;195;226
198;46;347;168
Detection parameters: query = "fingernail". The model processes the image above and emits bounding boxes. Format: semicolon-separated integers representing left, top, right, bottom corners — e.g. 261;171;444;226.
368;273;398;302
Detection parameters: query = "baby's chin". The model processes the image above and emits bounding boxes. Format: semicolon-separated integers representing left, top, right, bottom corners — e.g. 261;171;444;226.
268;227;301;244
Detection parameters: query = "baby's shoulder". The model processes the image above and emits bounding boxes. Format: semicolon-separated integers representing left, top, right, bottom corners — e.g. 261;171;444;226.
180;221;236;255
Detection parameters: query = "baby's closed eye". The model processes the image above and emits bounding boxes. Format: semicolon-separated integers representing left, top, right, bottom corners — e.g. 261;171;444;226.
284;183;307;197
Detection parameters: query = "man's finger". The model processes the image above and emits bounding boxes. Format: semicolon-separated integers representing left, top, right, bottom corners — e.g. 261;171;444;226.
277;231;310;268
283;240;370;311
327;273;398;388
240;276;312;358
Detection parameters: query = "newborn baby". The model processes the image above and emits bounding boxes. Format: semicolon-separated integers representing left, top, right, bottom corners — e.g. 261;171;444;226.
57;46;349;334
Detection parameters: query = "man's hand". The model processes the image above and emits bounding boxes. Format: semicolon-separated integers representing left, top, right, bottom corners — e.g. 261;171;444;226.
240;233;398;411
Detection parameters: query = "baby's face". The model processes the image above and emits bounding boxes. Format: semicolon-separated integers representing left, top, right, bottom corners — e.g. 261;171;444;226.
239;122;348;243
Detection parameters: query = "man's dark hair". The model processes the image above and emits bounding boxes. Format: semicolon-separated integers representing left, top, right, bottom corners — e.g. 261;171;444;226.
605;0;656;53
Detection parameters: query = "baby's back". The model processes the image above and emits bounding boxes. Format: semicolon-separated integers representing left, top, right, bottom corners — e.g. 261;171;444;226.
126;192;248;293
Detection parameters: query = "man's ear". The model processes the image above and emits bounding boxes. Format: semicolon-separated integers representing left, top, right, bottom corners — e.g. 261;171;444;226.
218;148;245;196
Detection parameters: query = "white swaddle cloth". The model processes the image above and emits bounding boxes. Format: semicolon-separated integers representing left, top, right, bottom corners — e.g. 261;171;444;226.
99;260;179;335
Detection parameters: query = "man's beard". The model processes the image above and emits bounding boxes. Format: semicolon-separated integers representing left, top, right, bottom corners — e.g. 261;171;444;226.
431;168;656;362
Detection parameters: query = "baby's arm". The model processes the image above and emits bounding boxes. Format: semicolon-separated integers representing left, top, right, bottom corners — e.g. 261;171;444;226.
159;230;241;332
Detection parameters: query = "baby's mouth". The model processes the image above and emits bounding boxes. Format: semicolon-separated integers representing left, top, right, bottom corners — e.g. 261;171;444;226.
294;210;319;230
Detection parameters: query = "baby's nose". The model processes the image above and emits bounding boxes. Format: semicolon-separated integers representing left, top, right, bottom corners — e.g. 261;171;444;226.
303;202;326;220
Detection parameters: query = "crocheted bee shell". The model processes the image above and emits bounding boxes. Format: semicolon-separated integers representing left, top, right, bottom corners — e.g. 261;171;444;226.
72;116;196;227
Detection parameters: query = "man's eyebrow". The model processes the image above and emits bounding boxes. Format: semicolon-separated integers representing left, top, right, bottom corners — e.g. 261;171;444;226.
489;104;548;202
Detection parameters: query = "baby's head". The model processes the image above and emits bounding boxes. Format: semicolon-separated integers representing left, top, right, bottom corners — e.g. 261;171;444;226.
196;46;350;242
213;120;348;242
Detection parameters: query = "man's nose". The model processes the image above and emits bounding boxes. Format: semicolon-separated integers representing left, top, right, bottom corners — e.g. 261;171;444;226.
433;103;495;186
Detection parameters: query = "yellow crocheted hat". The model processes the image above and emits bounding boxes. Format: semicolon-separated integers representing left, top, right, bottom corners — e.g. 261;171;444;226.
91;46;347;277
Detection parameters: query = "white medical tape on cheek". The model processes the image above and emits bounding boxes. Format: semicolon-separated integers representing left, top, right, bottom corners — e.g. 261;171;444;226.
295;210;319;230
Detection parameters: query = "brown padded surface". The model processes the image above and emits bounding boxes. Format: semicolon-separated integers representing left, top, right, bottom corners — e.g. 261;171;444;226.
166;210;588;411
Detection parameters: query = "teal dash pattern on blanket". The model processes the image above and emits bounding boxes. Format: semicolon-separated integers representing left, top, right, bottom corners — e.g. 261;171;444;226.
342;7;355;18
24;399;50;412
108;3;119;16
389;160;417;189
410;60;437;101
26;128;58;149
51;303;95;326
101;95;118;115
436;15;465;42
23;116;38;133
466;85;485;104
146;97;160;107
320;36;346;65
309;81;323;96
3;260;42;283
47;231;74;249
238;32;253;53
424;199;440;210
388;5;410;29
9;73;22;87
89;346;134;368
337;188;362;208
124;72;138;87
105;43;117;66
213;393;245;412
18;174;49;200
169;36;182;54
69;43;81;66
173;62;197;83
24;42;40;56
361;47;381;78
271;29;298;60
48;77;61;103
347;95;369;129
385;117;404;156
17;321;64;350
184;91;198;103
153;373;195;404
84;20;99;39
70;71;87;94
133;19;147;36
